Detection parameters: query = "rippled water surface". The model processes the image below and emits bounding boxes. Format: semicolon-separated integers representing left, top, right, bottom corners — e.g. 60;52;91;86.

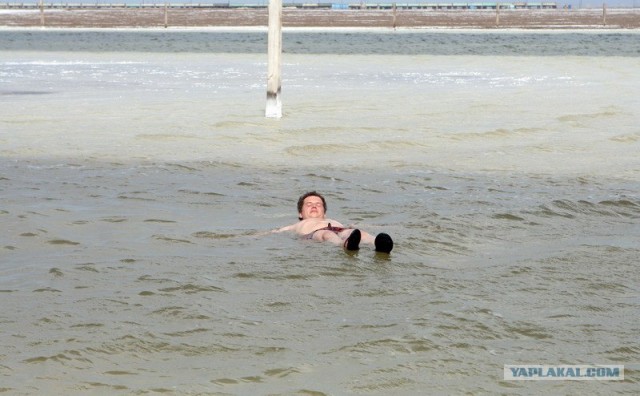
1;29;639;394
2;28;640;56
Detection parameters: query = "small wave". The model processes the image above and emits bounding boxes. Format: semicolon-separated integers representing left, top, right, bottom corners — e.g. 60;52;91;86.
101;217;128;223
75;264;99;273
605;345;640;356
152;235;193;244
367;140;430;150
531;199;640;219
163;328;211;337
492;213;525;221
285;140;428;156
557;109;622;123
406;236;470;256
33;287;62;293
599;199;640;218
352;378;418;393
609;133;640;143
137;275;175;284
135;134;202;141
192;231;243;239
338;336;436;354
0;90;54;96
264;366;302;378
23;351;90;365
505;321;553;340
158;283;226;294
600;199;640;209
285;143;360;156
118;195;155;202
302;172;345;182
164;163;199;172
47;239;80;246
148;306;211;320
104;370;137;376
178;189;224;196
20;232;38;237
3;61;144;66
95;334;236;355
449;127;544;141
213;120;264;129
232;271;314;281
211;365;306;387
262;301;293;311
70;323;104;329
585;281;629;292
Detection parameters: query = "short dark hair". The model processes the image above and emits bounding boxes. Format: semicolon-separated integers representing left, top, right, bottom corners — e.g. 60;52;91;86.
297;191;326;220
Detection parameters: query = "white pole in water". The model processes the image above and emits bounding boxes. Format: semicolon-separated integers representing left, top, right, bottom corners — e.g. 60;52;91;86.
265;0;283;118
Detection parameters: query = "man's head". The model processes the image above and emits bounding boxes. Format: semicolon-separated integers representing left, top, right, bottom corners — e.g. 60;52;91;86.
297;191;327;220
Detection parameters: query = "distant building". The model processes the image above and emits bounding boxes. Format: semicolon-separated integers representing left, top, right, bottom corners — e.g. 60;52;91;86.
0;1;559;10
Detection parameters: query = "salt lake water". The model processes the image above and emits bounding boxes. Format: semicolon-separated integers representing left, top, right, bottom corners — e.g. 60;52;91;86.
1;28;639;394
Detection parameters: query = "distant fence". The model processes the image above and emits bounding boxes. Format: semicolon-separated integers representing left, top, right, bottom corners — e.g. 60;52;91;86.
0;2;560;10
3;2;636;28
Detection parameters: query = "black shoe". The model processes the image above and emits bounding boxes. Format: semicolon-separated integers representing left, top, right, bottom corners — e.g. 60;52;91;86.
344;229;361;251
375;233;393;254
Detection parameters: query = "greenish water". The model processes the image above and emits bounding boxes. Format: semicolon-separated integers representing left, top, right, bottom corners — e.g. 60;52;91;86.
1;30;638;394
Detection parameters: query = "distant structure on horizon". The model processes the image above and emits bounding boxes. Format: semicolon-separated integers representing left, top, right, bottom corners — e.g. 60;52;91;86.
3;0;639;8
1;1;561;10
334;2;559;9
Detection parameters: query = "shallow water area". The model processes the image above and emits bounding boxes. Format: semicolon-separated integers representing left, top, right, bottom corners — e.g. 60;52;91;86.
1;29;639;394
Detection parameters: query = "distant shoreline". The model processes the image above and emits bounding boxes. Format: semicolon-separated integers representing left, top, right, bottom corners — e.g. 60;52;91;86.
1;8;639;29
4;26;640;34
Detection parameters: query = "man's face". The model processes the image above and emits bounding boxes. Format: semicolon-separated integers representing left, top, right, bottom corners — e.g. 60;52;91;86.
299;196;325;220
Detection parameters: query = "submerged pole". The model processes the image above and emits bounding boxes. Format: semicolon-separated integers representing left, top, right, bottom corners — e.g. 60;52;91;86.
265;0;283;118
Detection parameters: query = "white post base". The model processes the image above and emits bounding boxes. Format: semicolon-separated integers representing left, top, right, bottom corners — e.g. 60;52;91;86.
265;93;282;119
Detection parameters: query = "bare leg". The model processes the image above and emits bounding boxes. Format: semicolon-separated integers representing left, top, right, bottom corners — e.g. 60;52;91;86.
337;229;375;246
312;230;343;245
359;231;376;245
312;229;391;253
314;229;361;250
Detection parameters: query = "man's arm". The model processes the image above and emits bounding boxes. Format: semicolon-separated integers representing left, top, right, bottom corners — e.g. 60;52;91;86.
272;224;297;233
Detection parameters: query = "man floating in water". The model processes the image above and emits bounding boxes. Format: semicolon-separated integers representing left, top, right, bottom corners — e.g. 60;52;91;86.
274;191;393;253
